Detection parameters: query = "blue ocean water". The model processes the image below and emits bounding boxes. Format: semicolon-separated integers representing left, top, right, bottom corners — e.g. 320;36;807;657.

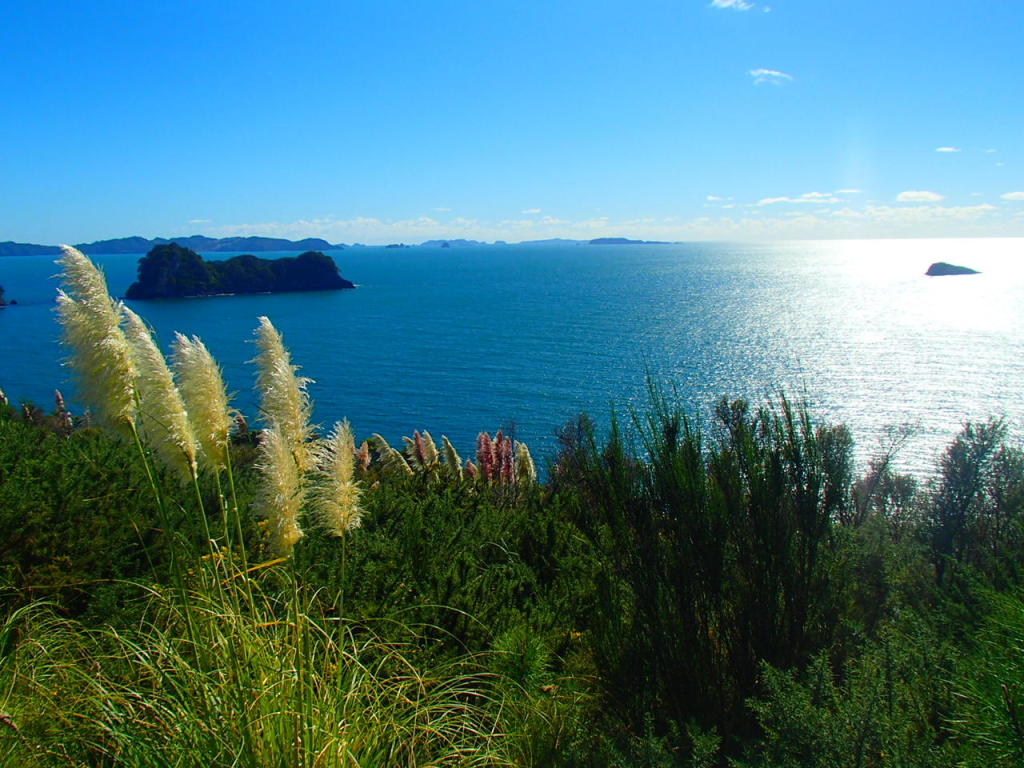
2;239;1022;475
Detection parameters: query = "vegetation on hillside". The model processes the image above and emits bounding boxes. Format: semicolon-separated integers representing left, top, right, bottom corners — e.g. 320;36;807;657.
2;246;1024;766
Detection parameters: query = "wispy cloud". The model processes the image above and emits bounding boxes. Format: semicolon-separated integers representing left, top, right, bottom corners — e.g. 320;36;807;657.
758;191;840;205
520;208;542;214
188;218;212;225
749;68;793;85
897;190;945;203
835;188;863;195
935;147;961;153
434;207;452;212
203;197;1023;245
706;195;723;201
710;0;754;10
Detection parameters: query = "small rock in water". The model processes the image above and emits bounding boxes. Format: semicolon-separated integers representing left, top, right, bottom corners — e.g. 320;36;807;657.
925;262;980;276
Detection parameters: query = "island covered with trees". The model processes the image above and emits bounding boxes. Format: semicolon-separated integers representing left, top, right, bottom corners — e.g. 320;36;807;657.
125;242;355;299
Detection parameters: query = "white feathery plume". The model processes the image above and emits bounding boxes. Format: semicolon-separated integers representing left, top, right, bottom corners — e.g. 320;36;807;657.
442;435;463;480
372;433;413;476
312;420;362;536
256;426;304;556
515;441;537;483
252;316;315;473
172;332;232;470
122;307;199;479
55;246;136;432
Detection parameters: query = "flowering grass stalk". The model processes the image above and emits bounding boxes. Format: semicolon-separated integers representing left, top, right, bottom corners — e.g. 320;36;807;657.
313;420;363;536
373;433;414;476
403;429;439;472
55;246;136;433
172;333;232;471
256;426;304;556
516;441;537;483
123;307;199;481
253;316;315;473
171;332;251;578
443;435;464;480
477;432;497;480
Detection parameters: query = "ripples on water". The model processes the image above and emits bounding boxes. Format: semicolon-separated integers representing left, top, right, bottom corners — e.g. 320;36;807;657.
2;238;1022;476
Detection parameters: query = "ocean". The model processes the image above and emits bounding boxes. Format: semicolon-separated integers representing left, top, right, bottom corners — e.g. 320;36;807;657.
2;238;1022;476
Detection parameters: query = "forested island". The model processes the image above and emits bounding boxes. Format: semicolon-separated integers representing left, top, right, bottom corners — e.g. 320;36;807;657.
124;243;355;299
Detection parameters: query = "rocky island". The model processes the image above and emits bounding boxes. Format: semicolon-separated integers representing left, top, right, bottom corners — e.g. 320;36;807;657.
925;261;980;276
124;243;355;299
588;237;671;245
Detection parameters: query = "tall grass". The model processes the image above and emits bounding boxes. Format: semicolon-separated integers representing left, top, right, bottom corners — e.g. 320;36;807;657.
0;568;512;767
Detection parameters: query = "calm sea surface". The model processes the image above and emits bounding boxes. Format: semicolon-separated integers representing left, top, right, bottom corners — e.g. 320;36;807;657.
2;239;1022;475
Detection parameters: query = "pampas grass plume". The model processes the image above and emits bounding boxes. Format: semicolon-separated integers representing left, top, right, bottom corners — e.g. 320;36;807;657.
122;307;199;479
442;435;463;480
313;420;363;536
256;426;304;555
403;430;438;471
55;246;136;431
172;333;231;470
253;316;315;473
515;441;537;483
476;432;496;480
372;434;413;476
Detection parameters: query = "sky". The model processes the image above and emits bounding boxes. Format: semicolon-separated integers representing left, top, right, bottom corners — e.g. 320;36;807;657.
2;0;1022;245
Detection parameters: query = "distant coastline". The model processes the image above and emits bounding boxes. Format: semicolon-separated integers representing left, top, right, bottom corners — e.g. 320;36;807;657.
0;235;343;257
0;234;680;257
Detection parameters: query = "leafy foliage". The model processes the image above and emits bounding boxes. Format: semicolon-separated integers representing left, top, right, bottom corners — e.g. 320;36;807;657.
6;379;1024;765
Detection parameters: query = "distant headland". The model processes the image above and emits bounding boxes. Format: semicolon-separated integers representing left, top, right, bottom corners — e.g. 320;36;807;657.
0;234;682;256
588;237;670;245
124;243;355;300
0;235;344;257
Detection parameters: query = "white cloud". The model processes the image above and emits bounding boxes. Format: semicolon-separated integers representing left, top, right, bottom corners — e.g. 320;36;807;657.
749;68;793;85
834;188;863;195
935;147;961;153
757;191;840;205
188;218;212;225
985;148;998;153
897;190;945;203
706;195;723;201
204;197;1024;245
710;0;754;10
520;208;542;214
1002;191;1024;201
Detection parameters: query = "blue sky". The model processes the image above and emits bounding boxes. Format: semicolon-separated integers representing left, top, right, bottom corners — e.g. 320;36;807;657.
2;0;1022;244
